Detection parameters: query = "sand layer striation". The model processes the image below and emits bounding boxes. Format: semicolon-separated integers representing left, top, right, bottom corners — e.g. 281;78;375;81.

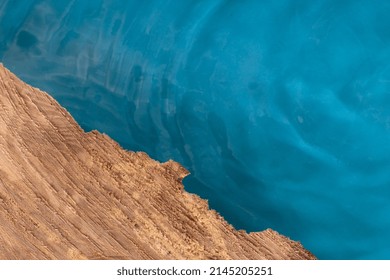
0;64;315;259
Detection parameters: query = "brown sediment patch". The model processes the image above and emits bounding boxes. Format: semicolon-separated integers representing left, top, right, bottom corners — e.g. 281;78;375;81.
0;64;315;260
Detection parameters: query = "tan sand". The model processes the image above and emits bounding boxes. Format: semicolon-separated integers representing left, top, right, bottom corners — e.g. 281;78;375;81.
0;64;315;259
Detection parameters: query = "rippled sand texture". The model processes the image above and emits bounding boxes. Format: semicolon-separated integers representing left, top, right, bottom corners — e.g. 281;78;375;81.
0;64;315;259
1;1;390;259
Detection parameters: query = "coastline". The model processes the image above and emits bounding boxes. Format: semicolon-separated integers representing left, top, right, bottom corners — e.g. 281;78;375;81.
0;64;315;260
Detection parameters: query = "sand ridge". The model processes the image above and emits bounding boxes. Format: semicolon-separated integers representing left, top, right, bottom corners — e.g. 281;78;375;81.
0;64;315;259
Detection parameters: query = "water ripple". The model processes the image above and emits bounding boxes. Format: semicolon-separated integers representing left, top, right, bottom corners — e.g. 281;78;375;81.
1;0;390;259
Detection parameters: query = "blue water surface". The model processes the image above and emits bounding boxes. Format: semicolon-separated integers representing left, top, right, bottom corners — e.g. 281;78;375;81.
1;0;390;259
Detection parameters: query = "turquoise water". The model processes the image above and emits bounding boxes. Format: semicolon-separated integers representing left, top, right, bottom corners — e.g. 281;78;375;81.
1;0;390;259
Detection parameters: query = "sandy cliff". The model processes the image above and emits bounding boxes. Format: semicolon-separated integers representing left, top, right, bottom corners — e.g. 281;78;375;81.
0;64;315;259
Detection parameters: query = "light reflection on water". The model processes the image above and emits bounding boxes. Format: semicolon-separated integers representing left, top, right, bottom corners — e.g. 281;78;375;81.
1;0;390;259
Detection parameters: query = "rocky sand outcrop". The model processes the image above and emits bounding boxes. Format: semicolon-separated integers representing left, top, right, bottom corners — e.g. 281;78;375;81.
0;64;315;259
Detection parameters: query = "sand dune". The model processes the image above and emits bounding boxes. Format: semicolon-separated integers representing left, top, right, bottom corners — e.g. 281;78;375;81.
0;64;315;259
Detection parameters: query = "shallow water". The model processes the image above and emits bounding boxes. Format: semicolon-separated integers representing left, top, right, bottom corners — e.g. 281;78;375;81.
1;0;390;259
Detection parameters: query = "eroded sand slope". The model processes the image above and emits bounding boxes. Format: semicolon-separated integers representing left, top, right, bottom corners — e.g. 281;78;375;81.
0;64;315;259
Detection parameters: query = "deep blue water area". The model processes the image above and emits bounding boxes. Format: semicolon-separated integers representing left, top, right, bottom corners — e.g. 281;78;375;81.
1;0;390;259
